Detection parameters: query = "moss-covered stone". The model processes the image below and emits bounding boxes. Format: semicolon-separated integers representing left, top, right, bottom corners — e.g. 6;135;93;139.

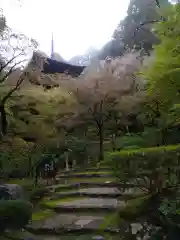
66;177;116;183
32;209;54;221
42;196;87;207
100;213;121;229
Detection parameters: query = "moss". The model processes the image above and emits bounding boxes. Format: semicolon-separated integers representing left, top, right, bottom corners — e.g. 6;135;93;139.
100;196;151;231
67;177;116;183
52;184;71;188
32;209;54;221
42;196;88;207
100;213;120;229
109;144;180;158
118;195;151;221
8;178;33;186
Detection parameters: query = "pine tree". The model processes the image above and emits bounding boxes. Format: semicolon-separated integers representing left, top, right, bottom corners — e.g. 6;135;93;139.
113;0;169;52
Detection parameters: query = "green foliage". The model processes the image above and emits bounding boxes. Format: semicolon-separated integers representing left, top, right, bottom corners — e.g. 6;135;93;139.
109;143;180;160
100;213;122;230
0;139;40;179
32;209;54;221
108;143;180;238
0;200;32;233
28;187;49;204
113;0;161;51
144;3;180;105
108;144;180;192
116;134;144;149
2;4;180;239
118;195;151;221
115;130;158;150
65;136;91;165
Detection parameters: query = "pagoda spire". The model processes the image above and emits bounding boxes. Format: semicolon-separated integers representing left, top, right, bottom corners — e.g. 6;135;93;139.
51;32;54;59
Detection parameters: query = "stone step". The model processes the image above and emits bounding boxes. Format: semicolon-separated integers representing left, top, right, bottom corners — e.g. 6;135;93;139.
50;187;120;199
84;167;111;172
50;193;121;199
56;178;116;185
44;198;125;214
27;213;120;235
26;226;120;235
23;234;120;240
50;187;144;200
50;182;141;193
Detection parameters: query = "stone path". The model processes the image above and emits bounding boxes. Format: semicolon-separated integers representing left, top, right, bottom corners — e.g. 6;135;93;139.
34;234;119;240
30;214;105;229
26;166;142;239
55;198;119;207
73;187;142;195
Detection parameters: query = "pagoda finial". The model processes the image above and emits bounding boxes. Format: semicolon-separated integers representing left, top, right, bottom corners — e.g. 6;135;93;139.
51;32;54;59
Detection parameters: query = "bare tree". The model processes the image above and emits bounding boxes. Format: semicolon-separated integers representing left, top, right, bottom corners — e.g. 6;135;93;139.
0;16;38;137
66;53;145;161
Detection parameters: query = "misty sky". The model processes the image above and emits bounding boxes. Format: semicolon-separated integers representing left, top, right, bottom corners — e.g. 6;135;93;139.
1;0;130;60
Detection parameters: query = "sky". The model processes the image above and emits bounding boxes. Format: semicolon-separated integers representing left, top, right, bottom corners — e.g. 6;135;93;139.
1;0;130;60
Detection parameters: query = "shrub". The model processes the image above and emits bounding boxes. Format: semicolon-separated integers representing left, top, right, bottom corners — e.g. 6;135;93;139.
8;169;26;179
117;195;151;221
107;144;180;193
0;200;33;233
107;145;180;238
29;187;49;204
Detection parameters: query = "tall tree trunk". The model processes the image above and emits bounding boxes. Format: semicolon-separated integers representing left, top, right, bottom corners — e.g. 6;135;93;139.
161;127;167;145
34;168;39;187
111;133;116;151
65;152;69;171
28;157;32;178
0;103;7;136
98;123;104;161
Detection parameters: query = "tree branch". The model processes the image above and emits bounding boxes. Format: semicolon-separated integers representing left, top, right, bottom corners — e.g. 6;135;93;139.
1;73;25;104
0;51;24;75
0;58;27;83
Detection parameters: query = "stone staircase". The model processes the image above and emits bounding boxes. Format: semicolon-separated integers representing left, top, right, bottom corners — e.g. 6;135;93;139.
24;166;142;240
